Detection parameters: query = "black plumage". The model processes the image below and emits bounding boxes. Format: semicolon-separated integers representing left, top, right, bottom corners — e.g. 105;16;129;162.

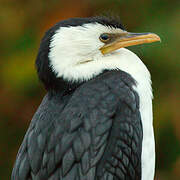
12;71;143;180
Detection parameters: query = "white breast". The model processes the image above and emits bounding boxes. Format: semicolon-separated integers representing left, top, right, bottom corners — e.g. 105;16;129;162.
133;76;155;180
113;48;155;180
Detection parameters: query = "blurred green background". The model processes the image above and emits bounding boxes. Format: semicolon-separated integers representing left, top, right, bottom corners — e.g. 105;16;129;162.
1;0;180;179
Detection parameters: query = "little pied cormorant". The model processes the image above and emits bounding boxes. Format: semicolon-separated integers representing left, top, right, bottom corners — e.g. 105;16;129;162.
11;16;160;180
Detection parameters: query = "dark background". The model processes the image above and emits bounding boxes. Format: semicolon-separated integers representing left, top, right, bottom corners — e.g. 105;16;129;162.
1;0;180;179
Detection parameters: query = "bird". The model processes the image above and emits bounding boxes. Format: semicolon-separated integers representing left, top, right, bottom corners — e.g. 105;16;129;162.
11;16;160;180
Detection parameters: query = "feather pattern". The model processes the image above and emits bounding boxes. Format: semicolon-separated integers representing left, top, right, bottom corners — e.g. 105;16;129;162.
12;70;143;180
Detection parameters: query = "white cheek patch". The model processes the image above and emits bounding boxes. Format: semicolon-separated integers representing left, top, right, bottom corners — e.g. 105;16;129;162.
48;22;127;82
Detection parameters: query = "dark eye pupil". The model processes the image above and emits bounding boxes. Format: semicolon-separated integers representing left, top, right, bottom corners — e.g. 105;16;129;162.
100;34;109;41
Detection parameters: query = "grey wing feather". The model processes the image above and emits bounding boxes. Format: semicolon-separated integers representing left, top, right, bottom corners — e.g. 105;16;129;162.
12;71;142;180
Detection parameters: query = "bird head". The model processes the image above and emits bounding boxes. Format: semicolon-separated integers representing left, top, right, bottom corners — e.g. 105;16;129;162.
36;17;160;91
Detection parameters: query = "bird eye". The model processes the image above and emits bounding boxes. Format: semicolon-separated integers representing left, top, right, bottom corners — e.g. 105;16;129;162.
99;33;110;42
